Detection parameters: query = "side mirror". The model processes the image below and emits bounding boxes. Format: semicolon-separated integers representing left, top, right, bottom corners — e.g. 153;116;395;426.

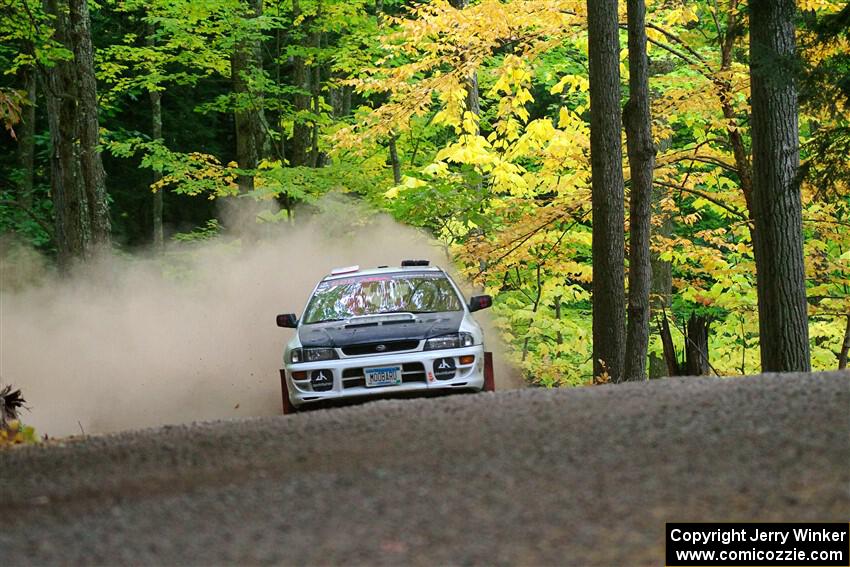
276;313;298;328
468;295;492;312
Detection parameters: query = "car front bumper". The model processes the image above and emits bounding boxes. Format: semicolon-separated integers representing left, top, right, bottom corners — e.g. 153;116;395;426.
282;345;486;408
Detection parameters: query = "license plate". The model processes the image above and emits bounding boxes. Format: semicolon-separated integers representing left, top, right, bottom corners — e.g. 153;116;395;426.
364;366;402;388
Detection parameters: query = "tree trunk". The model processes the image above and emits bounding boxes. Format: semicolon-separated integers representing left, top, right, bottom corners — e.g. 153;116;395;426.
658;312;711;376
342;86;352;116
685;314;711;375
43;0;111;267
310;54;321;167
837;315;849;370
17;68;36;208
388;134;402;185
659;311;683;376
376;0;401;185
150;88;164;249
68;0;110;246
448;0;480;118
45;62;88;265
147;26;164;250
554;296;563;346
329;86;341;117
649;182;672;378
449;0;482;194
273;26;286;161
465;70;480;118
520;264;543;364
232;0;267;193
716;6;765;315
623;0;655;382
587;0;626;382
43;0;90;267
289;0;312;168
719;8;755;215
749;0;811;372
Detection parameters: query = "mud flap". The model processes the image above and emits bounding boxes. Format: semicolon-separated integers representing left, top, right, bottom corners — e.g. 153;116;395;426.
483;351;496;392
280;369;296;414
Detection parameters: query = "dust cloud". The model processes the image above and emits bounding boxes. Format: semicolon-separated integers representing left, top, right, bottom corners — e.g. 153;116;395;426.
0;195;521;437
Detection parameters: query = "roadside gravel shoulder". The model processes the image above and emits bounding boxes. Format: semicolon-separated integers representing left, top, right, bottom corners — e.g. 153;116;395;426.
2;371;848;565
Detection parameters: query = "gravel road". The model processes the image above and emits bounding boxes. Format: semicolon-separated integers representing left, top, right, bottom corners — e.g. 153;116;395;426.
2;372;848;566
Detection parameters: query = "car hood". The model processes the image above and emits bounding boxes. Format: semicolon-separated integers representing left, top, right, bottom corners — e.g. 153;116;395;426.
298;312;464;348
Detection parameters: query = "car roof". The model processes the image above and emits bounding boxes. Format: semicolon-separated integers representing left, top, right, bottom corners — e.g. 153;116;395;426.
322;265;445;282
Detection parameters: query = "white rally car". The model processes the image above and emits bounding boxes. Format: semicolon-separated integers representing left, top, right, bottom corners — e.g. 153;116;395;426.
276;261;494;413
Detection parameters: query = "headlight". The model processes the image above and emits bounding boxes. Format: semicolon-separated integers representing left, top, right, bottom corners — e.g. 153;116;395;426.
424;333;474;350
290;347;338;363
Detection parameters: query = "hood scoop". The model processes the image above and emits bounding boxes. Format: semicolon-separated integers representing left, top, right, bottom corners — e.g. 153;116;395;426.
344;313;417;329
345;319;414;329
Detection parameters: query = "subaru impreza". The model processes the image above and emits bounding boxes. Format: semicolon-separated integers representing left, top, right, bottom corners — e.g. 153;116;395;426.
276;261;494;413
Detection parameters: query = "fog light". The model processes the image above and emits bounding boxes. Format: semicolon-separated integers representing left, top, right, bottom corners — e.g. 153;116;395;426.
434;357;457;380
459;355;475;365
311;369;333;392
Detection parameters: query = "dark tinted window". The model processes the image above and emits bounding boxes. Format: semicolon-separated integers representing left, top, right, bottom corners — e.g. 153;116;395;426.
303;273;462;324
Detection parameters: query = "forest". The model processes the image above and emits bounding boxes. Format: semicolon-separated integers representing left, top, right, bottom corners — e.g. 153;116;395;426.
1;0;849;386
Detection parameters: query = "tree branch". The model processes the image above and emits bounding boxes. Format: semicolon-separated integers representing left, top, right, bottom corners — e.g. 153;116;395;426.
653;180;749;221
0;199;54;236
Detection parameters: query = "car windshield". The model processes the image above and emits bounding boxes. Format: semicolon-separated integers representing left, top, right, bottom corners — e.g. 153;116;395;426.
302;272;463;324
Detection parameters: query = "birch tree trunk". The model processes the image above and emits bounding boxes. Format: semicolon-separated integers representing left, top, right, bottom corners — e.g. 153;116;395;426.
587;0;626;382
749;0;811;372
623;0;655;381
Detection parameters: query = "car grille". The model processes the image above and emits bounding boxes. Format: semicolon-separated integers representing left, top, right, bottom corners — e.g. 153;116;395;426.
341;340;420;356
342;362;427;389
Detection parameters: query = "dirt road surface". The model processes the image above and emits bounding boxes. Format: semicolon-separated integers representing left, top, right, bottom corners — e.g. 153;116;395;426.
2;372;848;565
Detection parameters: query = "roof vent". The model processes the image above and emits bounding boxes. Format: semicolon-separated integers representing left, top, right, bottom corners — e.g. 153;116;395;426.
401;260;430;267
331;265;360;275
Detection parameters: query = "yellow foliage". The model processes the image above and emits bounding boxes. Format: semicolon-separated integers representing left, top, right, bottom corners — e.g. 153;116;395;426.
338;0;850;382
0;419;38;447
